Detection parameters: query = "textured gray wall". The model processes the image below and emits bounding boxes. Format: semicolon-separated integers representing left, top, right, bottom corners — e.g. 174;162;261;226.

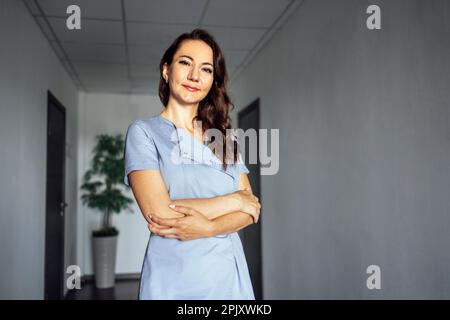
0;0;79;299
230;0;450;299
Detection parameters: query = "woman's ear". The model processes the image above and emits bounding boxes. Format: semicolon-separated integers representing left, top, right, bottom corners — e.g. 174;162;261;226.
162;63;169;82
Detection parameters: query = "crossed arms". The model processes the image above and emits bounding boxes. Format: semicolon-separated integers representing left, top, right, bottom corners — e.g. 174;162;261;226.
128;169;261;240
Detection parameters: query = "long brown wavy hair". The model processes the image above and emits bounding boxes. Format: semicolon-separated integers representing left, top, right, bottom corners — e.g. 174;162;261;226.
158;28;238;170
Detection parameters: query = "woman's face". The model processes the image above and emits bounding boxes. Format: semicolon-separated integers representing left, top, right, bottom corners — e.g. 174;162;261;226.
163;39;215;106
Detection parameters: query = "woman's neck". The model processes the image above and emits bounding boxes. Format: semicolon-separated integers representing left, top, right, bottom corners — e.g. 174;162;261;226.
161;101;198;131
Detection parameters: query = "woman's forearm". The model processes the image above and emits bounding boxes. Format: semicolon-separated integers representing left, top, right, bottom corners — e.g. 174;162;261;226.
170;194;241;220
210;211;254;236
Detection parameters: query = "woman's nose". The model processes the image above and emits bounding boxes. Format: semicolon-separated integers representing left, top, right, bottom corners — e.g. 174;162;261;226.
187;67;200;81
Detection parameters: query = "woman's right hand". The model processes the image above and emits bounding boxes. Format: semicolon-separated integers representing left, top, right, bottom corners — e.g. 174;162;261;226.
232;189;261;223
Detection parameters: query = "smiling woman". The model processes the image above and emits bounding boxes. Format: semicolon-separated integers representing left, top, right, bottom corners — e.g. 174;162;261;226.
123;29;261;300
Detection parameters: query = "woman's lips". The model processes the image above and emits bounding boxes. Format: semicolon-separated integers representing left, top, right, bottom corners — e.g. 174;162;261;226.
182;85;199;92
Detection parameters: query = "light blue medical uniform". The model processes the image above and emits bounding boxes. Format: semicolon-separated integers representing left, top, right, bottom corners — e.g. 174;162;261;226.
123;114;255;300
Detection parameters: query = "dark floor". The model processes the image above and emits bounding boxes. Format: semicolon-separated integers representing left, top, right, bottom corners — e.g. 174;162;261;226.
65;279;140;300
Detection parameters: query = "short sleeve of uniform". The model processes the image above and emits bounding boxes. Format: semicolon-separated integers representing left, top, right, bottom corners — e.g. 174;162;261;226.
123;121;159;187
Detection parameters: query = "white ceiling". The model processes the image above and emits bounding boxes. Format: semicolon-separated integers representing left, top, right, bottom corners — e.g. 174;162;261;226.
23;0;302;95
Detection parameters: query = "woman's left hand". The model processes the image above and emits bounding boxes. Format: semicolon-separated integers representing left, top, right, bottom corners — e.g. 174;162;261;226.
147;205;216;241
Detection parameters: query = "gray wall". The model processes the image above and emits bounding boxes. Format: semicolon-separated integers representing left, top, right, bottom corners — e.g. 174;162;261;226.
230;0;450;299
0;0;79;299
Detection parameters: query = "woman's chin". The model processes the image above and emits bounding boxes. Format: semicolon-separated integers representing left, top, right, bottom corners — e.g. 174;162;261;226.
179;94;204;105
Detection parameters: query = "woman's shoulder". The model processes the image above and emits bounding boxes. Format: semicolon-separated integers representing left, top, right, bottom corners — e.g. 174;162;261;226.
127;115;162;135
128;115;160;129
126;115;174;144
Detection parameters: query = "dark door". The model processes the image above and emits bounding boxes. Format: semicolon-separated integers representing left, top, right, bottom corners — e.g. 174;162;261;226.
238;98;263;299
44;91;67;300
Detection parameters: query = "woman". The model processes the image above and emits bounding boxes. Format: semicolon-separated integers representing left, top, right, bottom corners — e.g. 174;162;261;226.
123;29;261;300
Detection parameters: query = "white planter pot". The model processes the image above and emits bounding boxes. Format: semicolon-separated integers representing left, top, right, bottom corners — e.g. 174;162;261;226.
92;235;117;289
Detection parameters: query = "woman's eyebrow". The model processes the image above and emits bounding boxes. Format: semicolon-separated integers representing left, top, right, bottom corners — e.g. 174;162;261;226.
178;55;213;67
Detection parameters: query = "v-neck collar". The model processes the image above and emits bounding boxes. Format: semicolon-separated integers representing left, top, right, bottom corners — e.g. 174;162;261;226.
158;113;204;144
157;114;235;178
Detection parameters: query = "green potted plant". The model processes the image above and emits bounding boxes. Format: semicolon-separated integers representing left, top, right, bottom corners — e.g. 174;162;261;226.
80;134;134;289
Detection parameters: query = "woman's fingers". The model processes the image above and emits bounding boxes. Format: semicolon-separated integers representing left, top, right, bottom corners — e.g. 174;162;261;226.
164;234;179;239
147;220;188;239
244;207;258;223
150;226;178;236
150;214;180;227
147;215;170;228
148;220;170;230
158;228;178;236
148;221;165;233
251;204;261;223
148;223;162;234
250;212;258;224
169;204;196;216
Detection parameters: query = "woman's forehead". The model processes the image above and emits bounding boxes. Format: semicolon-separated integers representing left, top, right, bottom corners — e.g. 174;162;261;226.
175;40;213;63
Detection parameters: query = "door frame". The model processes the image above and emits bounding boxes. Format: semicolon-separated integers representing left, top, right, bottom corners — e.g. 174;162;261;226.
237;98;263;299
44;90;66;299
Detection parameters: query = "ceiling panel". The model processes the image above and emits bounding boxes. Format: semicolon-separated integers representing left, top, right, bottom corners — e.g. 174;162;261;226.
222;49;249;68
73;62;128;83
204;26;266;50
124;0;207;24
130;64;160;79
61;43;127;63
47;17;124;44
36;0;122;19
127;22;196;46
128;45;163;64
203;0;292;28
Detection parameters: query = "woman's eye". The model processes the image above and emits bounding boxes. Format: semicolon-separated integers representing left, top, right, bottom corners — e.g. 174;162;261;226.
179;60;212;73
